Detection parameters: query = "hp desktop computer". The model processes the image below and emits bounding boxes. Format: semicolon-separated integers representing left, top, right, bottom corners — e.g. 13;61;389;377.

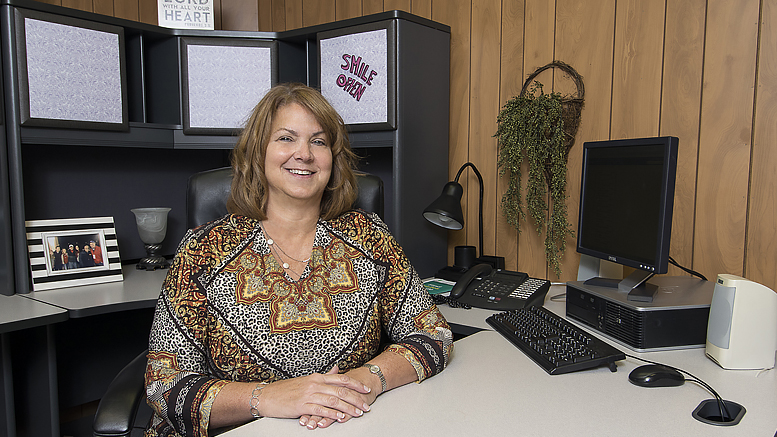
566;275;714;352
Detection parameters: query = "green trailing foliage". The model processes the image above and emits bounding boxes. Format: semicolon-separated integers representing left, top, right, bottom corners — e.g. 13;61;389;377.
494;81;574;277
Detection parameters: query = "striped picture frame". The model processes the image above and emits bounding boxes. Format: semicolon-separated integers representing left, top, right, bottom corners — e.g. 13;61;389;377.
25;216;123;291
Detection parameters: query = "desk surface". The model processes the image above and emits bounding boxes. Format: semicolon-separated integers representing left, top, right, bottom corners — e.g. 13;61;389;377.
21;264;166;318
0;293;68;333
222;286;777;437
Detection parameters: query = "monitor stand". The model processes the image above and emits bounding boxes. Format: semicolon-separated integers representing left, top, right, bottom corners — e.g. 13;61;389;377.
577;254;623;281
584;269;658;303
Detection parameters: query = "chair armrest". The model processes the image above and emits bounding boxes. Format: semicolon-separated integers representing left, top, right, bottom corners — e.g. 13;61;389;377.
93;349;148;437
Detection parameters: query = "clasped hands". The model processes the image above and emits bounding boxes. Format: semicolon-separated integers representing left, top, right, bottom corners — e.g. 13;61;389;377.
258;365;378;430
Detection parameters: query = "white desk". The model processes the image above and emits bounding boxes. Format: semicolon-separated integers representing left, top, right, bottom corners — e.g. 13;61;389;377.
20;264;166;317
0;293;68;333
0;294;70;437
221;286;777;436
0;264;164;437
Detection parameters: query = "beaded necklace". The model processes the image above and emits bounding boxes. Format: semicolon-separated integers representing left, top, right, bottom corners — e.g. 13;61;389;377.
259;222;311;271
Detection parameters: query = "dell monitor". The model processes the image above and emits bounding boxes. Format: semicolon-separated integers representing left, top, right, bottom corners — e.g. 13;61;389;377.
576;136;679;302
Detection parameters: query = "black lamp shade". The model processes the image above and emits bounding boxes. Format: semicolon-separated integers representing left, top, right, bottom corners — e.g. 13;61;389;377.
423;181;464;230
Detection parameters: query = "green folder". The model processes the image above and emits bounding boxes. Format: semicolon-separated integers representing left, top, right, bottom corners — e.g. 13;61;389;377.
423;280;453;295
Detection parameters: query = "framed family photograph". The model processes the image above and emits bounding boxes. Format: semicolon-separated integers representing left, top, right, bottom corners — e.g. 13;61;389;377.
25;217;123;291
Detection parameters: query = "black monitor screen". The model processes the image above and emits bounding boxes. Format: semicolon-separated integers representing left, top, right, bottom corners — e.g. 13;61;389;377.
577;137;678;274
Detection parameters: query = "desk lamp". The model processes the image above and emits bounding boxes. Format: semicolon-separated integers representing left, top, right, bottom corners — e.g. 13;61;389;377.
423;162;504;281
131;207;171;270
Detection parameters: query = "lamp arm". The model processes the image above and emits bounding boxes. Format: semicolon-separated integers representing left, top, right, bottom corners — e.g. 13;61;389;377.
453;162;484;259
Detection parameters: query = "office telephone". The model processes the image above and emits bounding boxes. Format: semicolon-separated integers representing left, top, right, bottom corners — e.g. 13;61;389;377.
444;263;551;311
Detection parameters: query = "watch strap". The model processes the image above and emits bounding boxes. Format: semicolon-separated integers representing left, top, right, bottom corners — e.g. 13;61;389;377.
362;363;387;393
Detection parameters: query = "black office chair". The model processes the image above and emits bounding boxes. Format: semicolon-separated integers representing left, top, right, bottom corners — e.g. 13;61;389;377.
92;168;384;437
186;167;384;228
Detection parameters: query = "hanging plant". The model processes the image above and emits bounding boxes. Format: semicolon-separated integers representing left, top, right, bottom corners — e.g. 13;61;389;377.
494;61;585;277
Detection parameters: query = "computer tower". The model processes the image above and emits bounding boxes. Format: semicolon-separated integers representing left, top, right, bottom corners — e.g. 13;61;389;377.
566;276;714;352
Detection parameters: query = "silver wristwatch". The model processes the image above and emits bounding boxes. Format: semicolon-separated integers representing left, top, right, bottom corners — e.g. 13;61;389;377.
362;363;387;393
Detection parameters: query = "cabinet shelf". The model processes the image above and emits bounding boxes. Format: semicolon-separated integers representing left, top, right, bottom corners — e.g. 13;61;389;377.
20;123;238;149
2;0;450;297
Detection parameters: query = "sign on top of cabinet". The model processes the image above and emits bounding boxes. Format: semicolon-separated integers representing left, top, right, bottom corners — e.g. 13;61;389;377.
158;0;215;30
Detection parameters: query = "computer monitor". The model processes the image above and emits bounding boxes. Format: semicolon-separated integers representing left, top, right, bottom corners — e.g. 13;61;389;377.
576;136;679;302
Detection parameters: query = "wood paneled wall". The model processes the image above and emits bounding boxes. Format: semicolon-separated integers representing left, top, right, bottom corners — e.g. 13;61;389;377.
45;0;777;292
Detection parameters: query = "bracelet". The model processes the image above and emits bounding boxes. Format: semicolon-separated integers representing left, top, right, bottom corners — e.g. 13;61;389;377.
249;383;268;418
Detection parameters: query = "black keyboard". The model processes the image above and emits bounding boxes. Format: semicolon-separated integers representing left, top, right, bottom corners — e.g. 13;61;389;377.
486;306;626;375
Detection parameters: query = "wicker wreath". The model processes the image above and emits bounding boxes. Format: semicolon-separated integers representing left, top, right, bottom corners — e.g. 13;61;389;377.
519;60;585;157
497;60;585;277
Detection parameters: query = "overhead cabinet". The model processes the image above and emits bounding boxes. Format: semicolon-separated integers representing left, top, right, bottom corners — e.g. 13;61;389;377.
0;0;450;295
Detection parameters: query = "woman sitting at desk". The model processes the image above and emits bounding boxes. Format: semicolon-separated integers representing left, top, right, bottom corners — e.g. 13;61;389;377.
144;83;452;436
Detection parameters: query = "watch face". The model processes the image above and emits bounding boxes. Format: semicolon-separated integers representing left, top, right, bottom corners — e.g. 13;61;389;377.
368;364;379;373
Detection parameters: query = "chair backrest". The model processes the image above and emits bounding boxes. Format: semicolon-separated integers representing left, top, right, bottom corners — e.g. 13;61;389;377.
186;167;384;229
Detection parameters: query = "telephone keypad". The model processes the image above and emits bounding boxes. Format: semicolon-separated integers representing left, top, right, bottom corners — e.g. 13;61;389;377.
440;269;551;311
470;274;550;308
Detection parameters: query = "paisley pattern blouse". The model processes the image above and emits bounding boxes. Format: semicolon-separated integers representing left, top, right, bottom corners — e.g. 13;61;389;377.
144;211;453;437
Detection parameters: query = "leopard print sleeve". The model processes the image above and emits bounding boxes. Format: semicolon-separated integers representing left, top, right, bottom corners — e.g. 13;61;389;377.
351;212;454;382
144;217;248;437
383;272;454;382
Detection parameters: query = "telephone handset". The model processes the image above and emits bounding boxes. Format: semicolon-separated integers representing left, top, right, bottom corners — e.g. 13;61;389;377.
447;263;551;311
450;264;493;298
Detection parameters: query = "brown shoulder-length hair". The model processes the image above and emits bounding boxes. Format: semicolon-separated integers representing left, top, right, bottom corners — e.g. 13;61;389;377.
227;83;359;221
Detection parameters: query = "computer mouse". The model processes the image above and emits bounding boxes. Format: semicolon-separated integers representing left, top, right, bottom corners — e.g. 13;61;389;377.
628;364;685;387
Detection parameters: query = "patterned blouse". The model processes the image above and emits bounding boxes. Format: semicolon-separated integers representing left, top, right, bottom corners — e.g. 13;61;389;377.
144;211;453;437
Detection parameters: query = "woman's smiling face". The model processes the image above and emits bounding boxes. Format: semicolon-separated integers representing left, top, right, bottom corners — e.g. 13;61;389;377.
264;102;333;210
